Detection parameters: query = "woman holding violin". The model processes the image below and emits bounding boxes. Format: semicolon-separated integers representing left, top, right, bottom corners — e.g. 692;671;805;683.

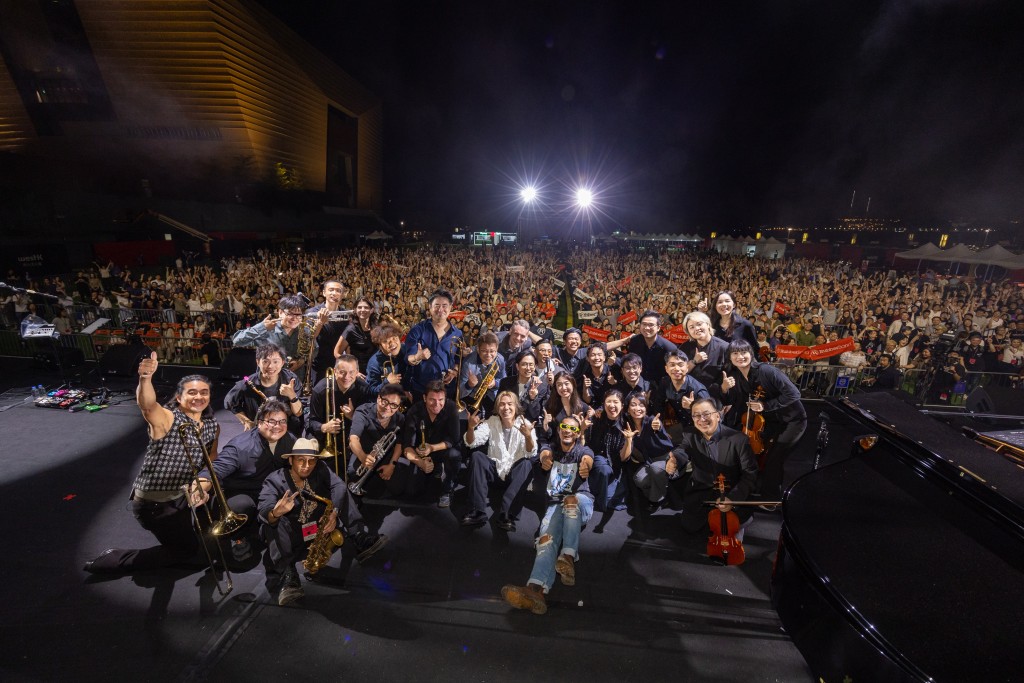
668;396;758;537
718;339;806;503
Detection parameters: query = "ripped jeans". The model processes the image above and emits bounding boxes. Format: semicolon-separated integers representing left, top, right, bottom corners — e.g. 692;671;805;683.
527;493;594;592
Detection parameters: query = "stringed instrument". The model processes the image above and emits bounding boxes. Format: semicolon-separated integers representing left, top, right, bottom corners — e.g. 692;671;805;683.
706;474;745;566
742;386;769;469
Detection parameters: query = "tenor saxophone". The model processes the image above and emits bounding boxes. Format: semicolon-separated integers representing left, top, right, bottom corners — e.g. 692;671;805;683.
300;489;344;575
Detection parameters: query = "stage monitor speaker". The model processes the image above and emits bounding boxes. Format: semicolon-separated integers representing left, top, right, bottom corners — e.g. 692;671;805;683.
219;347;256;380
32;347;85;370
99;344;150;376
966;386;1024;416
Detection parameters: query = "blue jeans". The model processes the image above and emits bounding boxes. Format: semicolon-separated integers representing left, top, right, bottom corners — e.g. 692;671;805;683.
527;494;594;592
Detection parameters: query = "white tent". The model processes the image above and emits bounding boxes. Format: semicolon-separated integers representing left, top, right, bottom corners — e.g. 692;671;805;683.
364;230;392;241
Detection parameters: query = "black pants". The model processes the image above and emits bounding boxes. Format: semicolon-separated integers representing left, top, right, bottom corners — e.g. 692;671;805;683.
467;451;533;520
760;418;807;500
262;491;364;586
90;495;201;571
676;478;752;534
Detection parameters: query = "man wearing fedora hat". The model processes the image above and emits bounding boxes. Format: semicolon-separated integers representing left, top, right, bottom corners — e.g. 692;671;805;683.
259;437;387;606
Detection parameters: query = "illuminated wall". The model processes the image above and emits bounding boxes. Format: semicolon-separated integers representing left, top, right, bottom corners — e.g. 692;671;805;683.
0;0;382;209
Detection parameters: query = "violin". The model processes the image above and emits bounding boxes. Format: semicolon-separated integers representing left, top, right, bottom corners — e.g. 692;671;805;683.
706;474;745;566
742;387;769;468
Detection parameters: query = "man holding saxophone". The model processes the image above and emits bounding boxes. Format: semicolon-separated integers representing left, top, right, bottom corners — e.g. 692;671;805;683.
231;294;319;374
458;331;506;417
347;383;406;497
259;438;388;606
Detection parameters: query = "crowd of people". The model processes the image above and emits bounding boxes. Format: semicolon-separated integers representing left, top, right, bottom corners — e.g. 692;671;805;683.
71;241;1023;613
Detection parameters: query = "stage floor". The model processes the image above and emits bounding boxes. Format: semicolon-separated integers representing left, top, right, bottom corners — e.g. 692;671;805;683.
0;358;812;683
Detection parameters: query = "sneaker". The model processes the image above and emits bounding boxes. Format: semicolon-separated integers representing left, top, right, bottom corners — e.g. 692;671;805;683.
501;583;547;615
354;532;388;564
460;510;488;527
555;554;575;586
496;515;516;532
438;493;451;508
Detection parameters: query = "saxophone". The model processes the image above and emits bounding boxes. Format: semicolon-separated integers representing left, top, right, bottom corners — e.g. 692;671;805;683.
300;489;344;575
467;360;500;413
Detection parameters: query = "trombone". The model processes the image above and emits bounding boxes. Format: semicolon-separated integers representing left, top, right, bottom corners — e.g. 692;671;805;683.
318;367;343;477
179;421;247;596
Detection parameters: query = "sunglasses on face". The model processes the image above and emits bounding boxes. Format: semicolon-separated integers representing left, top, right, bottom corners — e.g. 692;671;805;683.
559;422;580;433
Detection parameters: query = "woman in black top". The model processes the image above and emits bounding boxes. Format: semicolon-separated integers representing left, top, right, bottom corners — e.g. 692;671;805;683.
334;297;378;372
701;290;759;351
541;371;590;440
622;391;674;505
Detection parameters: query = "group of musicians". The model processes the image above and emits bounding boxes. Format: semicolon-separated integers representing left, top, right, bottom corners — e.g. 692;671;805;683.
84;280;806;614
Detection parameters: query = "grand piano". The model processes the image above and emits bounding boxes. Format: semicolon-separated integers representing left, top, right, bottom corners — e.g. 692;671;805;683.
771;391;1024;682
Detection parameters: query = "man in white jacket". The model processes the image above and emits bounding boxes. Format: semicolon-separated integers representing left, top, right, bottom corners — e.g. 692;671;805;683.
460;391;537;531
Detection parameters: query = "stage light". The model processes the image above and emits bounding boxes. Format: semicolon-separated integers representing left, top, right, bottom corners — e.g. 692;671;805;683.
575;188;593;209
521;186;537;203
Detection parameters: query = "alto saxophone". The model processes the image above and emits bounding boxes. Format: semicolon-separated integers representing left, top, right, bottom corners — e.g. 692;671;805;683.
300;489;344;575
467;360;500;413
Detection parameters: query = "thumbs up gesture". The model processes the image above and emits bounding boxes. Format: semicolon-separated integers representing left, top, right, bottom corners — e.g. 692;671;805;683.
651;413;663;431
721;371;735;393
680;391;695;410
279;377;297;400
139;351;158;378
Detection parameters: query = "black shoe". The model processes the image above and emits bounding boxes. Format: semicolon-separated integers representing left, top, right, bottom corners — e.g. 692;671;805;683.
353;532;388;564
460;510;488;527
278;566;303;606
496;515;516;532
83;548;119;574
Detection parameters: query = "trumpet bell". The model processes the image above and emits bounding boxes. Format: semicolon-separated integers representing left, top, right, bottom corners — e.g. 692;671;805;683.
211;511;249;537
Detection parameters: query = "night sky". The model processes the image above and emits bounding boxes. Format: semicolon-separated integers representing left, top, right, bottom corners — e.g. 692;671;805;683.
260;0;1024;233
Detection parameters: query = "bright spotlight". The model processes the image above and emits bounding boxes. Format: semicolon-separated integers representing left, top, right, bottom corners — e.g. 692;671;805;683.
575;188;593;208
520;186;537;203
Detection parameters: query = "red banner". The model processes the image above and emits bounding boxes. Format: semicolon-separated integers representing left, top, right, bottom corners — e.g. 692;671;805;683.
582;325;610;342
663;325;690;344
448;310;467;321
617;310;638;325
774;337;855;361
774;301;790;315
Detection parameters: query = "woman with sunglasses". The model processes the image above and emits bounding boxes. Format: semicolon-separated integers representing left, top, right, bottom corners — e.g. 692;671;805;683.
622;391;674;507
501;414;594;615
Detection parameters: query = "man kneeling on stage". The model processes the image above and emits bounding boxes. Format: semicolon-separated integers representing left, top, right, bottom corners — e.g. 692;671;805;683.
259;438;388;606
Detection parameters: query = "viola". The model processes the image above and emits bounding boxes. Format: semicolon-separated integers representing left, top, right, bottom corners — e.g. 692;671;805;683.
706;474;745;566
742;387;769;468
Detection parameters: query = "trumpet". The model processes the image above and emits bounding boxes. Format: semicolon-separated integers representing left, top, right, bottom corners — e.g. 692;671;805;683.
178;421;247;596
348;428;399;496
305;309;352;323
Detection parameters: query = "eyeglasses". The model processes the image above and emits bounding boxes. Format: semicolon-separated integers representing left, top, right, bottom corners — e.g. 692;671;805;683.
558;422;581;433
378;398;402;411
260;418;289;427
692;411;718;421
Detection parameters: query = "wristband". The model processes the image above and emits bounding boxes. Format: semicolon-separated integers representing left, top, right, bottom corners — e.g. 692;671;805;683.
289;396;301;404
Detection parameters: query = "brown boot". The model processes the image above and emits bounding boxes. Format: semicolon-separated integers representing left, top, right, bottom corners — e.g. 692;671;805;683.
555;553;575;586
501;583;547;614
